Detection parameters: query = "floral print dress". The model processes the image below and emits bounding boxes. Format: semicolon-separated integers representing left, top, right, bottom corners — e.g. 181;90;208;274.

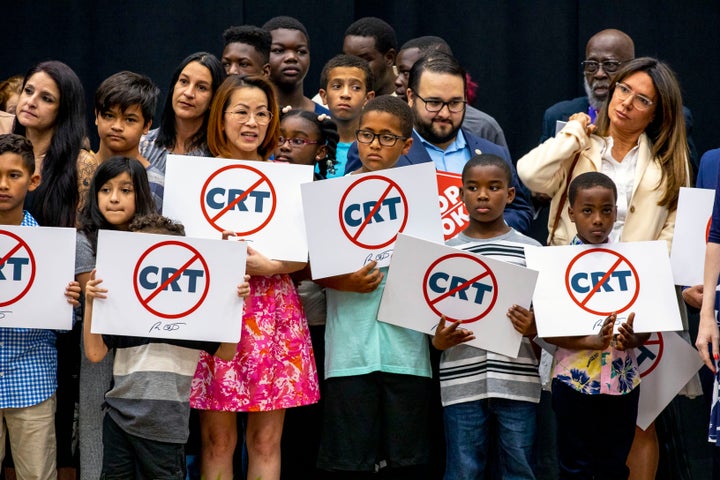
190;274;320;412
553;346;640;395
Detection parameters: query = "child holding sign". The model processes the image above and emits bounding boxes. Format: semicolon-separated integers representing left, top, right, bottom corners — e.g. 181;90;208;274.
82;213;247;479
75;156;158;478
315;96;432;478
545;172;648;479
432;153;541;479
0;133;81;479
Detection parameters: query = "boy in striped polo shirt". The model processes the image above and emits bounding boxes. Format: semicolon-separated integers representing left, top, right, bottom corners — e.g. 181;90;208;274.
433;153;541;479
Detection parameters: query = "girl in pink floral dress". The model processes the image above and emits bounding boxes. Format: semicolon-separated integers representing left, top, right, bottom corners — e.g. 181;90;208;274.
189;74;319;480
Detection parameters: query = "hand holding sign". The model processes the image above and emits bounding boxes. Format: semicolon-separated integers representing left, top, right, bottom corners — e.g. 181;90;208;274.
507;305;536;336
65;281;81;308
431;315;476;350
615;313;648;351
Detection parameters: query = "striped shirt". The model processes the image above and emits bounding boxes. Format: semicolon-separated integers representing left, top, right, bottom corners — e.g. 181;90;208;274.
440;229;542;406
0;211;58;409
103;335;218;443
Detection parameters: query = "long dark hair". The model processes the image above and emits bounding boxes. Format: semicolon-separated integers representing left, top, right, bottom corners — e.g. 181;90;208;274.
156;52;226;152
78;156;156;253
596;57;689;210
14;60;86;227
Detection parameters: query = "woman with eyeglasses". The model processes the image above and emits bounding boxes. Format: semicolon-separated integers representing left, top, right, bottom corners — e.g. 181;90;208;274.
190;74;319;480
517;57;691;480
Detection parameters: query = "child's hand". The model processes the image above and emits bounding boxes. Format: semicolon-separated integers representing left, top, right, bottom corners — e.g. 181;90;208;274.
346;261;384;293
237;274;251;298
85;269;108;301
432;315;475;350
589;313;616;350
65;281;81;307
614;313;648;350
507;305;536;336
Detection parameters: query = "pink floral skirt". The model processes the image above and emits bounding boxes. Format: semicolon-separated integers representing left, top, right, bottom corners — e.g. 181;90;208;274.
190;274;319;412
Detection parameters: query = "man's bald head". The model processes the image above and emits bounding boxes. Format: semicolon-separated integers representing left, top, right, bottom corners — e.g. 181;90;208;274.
583;29;635;109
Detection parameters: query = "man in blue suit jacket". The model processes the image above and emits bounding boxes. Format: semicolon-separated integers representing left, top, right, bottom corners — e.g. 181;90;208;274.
344;53;532;234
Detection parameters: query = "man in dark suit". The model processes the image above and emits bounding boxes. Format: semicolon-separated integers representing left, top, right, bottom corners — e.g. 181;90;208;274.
541;29;696;170
541;29;635;142
344;53;532;233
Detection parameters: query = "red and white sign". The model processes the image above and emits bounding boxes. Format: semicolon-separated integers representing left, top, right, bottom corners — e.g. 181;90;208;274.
564;248;640;316
132;241;211;319
163;155;313;262
338;175;409;249
422;253;498;323
0;226;75;329
437;171;469;241
670;187;715;285
200;164;277;236
525;241;682;338
635;331;702;430
93;230;246;342
378;234;538;358
301;163;443;279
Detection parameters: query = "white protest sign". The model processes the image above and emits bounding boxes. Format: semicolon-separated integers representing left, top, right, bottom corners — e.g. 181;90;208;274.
301;163;443;279
92;230;246;342
525;241;682;337
378;234;538;357
437;171;469;241
163;155;313;262
635;331;703;430
670;187;715;285
0;226;75;329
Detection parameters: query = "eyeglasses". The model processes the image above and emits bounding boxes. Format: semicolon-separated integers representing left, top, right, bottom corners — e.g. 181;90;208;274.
224;109;273;125
355;130;407;147
278;136;319;147
413;93;466;113
581;60;623;74
614;82;655;111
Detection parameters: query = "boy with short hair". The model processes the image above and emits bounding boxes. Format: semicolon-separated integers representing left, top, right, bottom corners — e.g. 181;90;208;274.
433;153;542;479
546;172;647;479
262;16;330;114
94;71;164;210
221;25;271;76
317;96;431;478
318;54;375;178
83;213;247;479
0;133;80;480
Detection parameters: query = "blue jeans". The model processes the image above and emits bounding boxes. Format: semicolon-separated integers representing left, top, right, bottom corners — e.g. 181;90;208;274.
443;398;537;480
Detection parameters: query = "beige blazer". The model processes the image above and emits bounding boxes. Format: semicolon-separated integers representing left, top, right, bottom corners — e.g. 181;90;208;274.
517;119;687;250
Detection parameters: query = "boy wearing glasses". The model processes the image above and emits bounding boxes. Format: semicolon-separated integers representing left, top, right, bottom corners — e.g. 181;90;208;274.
316;96;432;479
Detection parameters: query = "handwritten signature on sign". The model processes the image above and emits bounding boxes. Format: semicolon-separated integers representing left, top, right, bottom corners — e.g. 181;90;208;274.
363;249;393;266
149;321;187;334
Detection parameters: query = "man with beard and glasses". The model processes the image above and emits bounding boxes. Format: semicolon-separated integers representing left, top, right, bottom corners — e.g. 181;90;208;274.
342;53;532;233
403;53;532;233
540;29;697;173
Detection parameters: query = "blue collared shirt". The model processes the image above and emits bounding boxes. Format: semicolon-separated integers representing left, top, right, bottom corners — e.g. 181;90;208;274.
414;128;471;173
0;211;58;408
